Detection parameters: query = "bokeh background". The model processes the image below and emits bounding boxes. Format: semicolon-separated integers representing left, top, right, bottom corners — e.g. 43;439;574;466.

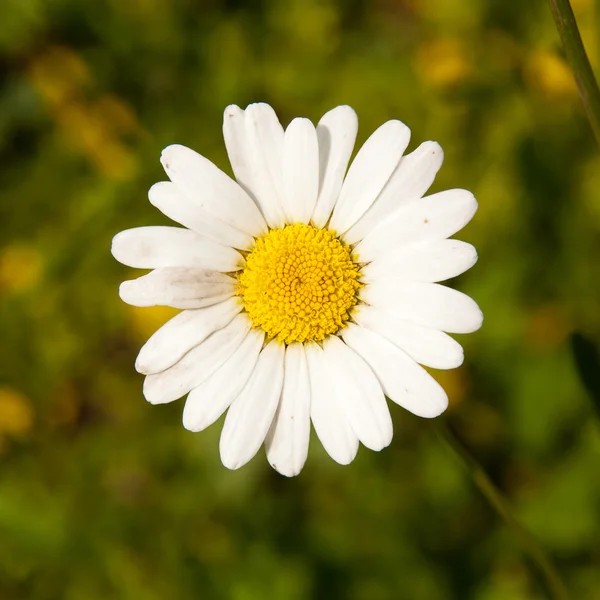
2;0;600;598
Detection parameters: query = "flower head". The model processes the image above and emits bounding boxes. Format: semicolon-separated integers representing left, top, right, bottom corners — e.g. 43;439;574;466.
112;103;482;476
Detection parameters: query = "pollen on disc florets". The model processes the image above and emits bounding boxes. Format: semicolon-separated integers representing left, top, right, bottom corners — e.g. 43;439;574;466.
236;223;362;344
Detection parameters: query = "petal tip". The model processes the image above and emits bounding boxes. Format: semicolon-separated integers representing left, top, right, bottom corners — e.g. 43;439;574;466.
335;104;357;114
422;140;443;153
147;181;166;205
134;356;151;375
224;104;242;118
245;101;275;114
380;118;412;142
318;105;359;134
142;387;160;406
220;451;244;471
110;232;124;261
415;393;449;419
269;461;303;477
117;280;135;303
160;144;183;158
182;412;201;433
160;144;189;172
462;190;478;212
334;455;356;466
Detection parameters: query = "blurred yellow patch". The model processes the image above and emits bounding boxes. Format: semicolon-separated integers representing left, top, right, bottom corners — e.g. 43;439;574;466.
127;305;179;342
95;95;143;136
28;46;91;106
28;45;140;181
0;387;34;436
0;244;44;294
525;51;578;100
56;102;139;181
525;304;571;350
417;38;471;87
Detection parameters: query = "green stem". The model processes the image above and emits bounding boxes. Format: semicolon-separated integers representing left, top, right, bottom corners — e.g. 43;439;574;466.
547;0;600;148
436;423;570;600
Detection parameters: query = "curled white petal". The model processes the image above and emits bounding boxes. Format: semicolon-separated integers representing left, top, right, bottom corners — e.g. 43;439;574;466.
360;280;483;334
305;341;359;465
311;106;358;228
344;141;443;244
265;343;311;477
342;324;448;418
361;239;478;283
220;340;285;470
148;181;253;250
329;119;410;234
282;118;319;224
323;336;392;451
241;103;287;228
118;268;235;309
143;313;251;405
160;144;267;238
135;298;242;375
353;305;464;370
183;328;265;432
223;104;258;200
354;189;478;263
111;226;242;272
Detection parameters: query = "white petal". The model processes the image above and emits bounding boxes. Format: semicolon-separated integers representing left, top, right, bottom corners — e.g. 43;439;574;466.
353;305;464;369
135;298;242;375
111;226;242;272
223;104;259;201
220;340;285;470
329;120;411;234
182;328;265;432
119;268;235;309
243;103;287;228
360;280;483;334
342;324;448;418
361;239;478;283
265;343;311;477
143;313;251;405
148;182;253;250
354;189;477;263
305;341;359;465
311;106;358;228
160;144;267;238
344;141;443;244
323;336;392;451
282;118;319;224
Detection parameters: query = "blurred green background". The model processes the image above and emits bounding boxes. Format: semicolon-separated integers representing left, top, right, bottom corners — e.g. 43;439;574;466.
2;0;600;598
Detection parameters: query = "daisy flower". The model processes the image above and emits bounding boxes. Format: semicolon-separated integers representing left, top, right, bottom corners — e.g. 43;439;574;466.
112;103;482;476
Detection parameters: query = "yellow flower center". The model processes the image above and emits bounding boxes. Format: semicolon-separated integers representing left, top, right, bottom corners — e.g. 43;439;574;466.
236;223;362;344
